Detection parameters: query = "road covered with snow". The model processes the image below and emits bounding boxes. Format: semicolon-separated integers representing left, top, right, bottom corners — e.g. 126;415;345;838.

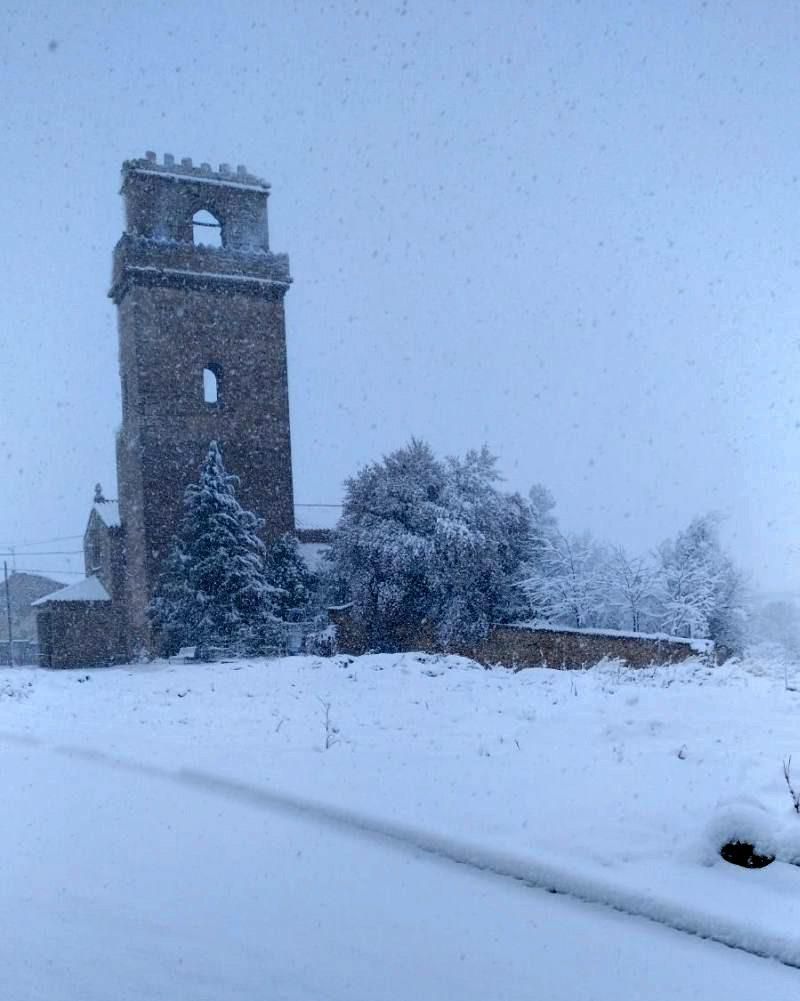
1;651;800;998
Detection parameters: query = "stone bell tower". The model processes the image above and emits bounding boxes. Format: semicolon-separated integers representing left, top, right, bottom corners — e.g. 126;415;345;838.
110;152;296;648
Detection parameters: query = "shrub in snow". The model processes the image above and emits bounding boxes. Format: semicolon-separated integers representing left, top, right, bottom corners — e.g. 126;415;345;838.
719;840;775;868
328;439;530;650
702;799;776;867
149;441;281;658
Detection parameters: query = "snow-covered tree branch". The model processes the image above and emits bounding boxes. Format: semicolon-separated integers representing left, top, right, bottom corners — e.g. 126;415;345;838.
328;439;530;650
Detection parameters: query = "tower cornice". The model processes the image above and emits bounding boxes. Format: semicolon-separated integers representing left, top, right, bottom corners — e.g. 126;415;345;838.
109;235;291;304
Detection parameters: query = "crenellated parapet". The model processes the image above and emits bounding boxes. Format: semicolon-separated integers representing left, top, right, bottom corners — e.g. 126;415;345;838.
118;150;277;253
124;151;269;190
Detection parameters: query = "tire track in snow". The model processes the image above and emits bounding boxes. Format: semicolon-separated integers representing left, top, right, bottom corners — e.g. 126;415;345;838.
17;736;800;974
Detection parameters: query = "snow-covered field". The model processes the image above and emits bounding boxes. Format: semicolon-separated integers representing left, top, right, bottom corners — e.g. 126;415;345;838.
3;651;800;999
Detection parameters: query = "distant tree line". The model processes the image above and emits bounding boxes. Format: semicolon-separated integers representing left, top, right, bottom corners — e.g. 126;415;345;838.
324;439;747;656
150;439;748;660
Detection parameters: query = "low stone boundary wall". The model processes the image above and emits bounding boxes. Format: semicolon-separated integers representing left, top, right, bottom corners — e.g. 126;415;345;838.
476;625;706;669
327;609;709;669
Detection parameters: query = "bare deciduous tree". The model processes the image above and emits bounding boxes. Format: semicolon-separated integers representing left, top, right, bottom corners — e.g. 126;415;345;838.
520;531;611;629
607;546;657;633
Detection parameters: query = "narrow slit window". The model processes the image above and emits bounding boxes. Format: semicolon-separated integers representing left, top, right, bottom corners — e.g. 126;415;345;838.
193;209;222;248
203;367;219;404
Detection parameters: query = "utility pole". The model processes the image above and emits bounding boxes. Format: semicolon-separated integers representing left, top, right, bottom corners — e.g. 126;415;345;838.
3;561;12;667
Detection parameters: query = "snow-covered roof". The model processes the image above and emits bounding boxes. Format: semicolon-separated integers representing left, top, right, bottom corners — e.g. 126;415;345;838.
32;576;112;606
504;621;714;654
91;501;121;529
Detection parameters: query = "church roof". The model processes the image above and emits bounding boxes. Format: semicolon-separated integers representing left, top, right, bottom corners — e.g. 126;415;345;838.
32;576;112;606
91;500;121;529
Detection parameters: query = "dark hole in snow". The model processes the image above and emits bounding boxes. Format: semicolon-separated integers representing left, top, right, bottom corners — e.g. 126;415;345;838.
719;841;775;868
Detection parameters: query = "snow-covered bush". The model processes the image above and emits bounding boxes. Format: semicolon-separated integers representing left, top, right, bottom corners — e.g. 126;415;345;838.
149;441;282;658
328;439;530;650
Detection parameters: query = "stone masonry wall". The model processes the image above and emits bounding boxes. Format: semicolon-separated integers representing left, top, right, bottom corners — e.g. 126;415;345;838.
473;625;705;669
111;153;296;651
36;603;126;669
327;609;707;669
114;276;294;646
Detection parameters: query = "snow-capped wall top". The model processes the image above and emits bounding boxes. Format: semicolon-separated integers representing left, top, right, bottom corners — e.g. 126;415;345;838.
32;576;112;606
505;620;714;654
124;152;269;192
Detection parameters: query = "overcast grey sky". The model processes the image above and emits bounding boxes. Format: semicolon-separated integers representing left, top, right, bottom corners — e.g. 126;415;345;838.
1;0;799;588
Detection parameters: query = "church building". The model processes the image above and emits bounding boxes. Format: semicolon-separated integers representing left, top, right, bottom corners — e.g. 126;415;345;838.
35;153;315;666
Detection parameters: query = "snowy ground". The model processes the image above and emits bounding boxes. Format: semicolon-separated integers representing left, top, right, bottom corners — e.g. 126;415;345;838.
2;650;800;998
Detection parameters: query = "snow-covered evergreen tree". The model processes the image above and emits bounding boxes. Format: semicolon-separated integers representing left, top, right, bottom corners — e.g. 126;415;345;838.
148;543;194;654
328;439;530;650
149;442;280;657
264;533;317;621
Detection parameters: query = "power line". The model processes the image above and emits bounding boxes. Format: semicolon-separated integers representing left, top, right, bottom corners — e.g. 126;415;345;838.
0;551;83;557
4;512;342;544
0;534;84;548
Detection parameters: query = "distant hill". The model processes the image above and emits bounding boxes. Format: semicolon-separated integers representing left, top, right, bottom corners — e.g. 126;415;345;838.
0;572;64;641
